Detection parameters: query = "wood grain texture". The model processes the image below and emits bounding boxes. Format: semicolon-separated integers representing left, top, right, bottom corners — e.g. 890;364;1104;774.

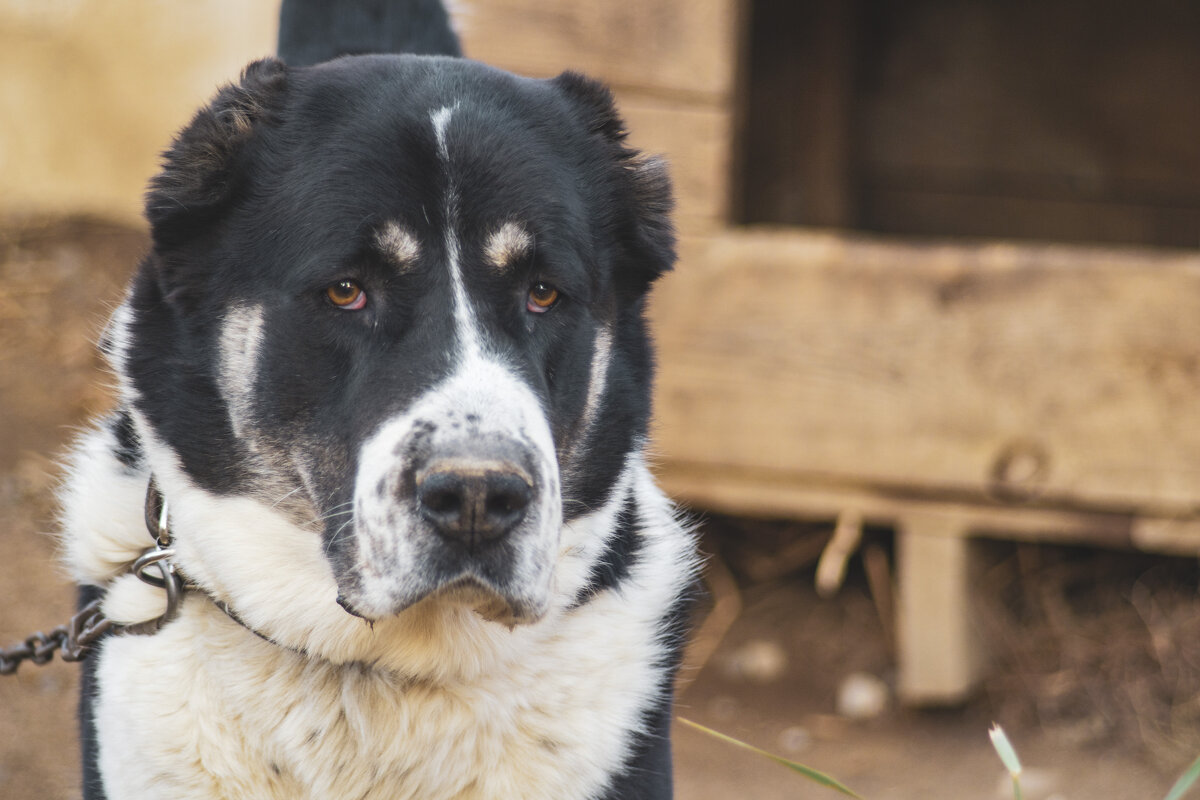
619;97;732;228
651;463;1139;549
652;230;1200;514
457;0;739;98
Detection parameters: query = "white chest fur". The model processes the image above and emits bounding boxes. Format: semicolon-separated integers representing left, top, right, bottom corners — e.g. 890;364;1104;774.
94;584;667;800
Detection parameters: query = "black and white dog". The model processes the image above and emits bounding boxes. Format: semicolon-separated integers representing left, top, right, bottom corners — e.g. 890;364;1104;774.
61;1;698;798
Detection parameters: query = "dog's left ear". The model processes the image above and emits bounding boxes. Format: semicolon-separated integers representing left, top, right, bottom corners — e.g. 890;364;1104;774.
552;72;677;295
146;57;290;251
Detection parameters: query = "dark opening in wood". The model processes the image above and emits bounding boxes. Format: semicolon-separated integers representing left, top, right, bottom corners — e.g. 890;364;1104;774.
733;0;1200;249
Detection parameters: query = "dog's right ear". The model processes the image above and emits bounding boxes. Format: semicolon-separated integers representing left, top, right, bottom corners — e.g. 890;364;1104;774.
145;58;288;250
551;72;677;298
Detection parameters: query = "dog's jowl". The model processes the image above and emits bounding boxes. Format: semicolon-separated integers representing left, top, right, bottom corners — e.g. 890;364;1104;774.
61;2;699;799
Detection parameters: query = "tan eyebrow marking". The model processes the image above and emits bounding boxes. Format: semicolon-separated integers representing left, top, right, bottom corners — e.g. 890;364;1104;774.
484;222;534;274
375;222;421;271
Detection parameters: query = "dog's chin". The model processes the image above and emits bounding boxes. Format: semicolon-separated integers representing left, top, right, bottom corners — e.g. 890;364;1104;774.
422;575;530;633
337;577;549;629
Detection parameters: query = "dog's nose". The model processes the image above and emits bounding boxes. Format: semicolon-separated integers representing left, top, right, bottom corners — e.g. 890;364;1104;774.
416;460;533;544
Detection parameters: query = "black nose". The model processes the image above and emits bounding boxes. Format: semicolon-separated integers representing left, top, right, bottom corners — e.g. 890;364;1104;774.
416;460;533;544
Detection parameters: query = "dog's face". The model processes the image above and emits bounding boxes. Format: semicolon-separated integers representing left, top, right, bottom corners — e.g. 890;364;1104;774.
114;56;673;625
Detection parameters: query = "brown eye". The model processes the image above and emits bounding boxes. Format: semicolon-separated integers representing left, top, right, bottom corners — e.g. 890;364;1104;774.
326;280;366;310
527;282;559;312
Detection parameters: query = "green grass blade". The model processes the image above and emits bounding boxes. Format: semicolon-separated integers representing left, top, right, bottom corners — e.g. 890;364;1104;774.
1162;754;1200;800
988;724;1024;800
678;717;862;799
988;724;1023;777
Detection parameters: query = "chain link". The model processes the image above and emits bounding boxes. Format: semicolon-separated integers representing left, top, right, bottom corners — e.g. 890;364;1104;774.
3;482;192;676
0;598;113;675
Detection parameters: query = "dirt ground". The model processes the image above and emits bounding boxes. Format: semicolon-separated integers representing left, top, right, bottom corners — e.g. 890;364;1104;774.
1;219;1195;799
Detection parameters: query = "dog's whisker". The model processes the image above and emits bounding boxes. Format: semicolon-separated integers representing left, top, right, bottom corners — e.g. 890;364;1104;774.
561;497;596;514
321;501;355;515
303;506;356;532
270;486;305;509
324;516;357;555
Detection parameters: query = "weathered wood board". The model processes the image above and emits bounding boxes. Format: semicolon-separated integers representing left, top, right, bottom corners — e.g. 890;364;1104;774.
652;231;1200;516
458;0;739;99
619;97;732;229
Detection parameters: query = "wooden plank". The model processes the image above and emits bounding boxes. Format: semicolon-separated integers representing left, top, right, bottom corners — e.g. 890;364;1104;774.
652;230;1200;513
895;516;984;704
861;186;1200;251
1132;518;1200;557
457;0;739;99
653;462;1141;550
619;96;731;228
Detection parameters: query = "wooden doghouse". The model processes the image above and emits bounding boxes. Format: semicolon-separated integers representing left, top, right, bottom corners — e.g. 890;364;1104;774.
465;0;1200;703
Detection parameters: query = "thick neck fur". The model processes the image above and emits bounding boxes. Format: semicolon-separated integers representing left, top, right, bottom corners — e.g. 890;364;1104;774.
61;411;697;799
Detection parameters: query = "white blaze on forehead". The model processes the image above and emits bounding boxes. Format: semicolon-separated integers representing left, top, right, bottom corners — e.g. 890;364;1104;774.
484;221;534;273
431;104;456;164
218;304;266;438
442;217;481;358
429;103;486;360
375;222;420;270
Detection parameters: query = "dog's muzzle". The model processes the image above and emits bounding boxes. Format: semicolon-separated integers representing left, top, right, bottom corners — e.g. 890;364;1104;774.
337;360;562;624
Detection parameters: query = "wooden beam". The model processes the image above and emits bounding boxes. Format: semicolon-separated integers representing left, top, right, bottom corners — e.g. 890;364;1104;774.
653;462;1142;550
895;515;984;704
457;0;740;99
653;230;1200;514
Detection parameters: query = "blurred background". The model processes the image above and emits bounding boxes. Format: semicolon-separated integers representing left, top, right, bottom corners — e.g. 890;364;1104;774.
2;1;1199;798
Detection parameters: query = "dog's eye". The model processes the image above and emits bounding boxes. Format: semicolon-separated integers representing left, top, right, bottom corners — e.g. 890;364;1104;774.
526;282;559;313
326;280;366;310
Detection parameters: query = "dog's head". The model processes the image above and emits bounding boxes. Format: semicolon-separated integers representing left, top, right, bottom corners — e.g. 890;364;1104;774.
111;56;674;627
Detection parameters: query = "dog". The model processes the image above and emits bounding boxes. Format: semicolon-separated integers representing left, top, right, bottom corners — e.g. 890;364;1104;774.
60;1;698;798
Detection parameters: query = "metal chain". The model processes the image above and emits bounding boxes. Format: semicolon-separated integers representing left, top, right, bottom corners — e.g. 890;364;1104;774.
1;481;182;676
0;598;113;675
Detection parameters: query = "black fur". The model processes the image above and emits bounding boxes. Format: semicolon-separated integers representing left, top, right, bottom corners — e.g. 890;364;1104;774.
575;494;643;604
599;697;675;800
278;0;462;66
77;584;109;800
107;410;143;471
